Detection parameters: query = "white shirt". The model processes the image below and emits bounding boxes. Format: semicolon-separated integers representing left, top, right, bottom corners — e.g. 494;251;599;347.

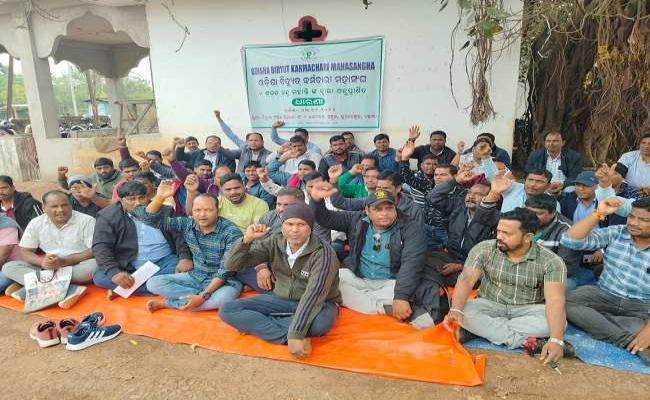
618;150;650;189
19;211;95;257
545;151;566;183
286;240;309;269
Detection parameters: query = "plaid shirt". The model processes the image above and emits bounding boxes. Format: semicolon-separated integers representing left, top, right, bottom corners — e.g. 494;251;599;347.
464;240;566;305
134;207;242;281
561;225;650;300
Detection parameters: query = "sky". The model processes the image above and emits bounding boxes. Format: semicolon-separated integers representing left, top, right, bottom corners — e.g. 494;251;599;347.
0;54;152;81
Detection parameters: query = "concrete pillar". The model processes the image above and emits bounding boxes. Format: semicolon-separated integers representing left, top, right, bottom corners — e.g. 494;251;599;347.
18;21;59;141
105;77;123;128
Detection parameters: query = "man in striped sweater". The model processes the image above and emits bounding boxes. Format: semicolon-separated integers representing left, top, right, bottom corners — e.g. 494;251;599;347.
220;202;340;358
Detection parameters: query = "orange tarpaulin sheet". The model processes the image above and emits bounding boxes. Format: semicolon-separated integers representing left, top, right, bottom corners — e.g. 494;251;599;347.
0;286;485;386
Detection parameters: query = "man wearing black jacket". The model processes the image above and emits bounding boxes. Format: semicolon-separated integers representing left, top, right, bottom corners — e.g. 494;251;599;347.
174;135;236;172
92;181;192;297
0;175;42;231
524;130;583;192
426;175;502;286
310;184;443;329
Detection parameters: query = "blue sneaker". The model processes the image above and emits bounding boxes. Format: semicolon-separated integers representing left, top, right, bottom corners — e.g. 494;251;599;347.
65;323;121;351
80;312;105;327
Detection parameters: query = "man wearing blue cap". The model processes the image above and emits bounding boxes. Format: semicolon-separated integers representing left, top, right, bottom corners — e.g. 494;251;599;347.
309;182;444;329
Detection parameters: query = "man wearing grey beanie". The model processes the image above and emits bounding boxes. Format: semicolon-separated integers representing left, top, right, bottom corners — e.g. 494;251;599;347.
221;201;341;359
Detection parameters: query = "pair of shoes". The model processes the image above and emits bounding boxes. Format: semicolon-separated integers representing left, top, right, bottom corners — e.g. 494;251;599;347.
522;337;577;358
66;312;121;351
29;318;80;348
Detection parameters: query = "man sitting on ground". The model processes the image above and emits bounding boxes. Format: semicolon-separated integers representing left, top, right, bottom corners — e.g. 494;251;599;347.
407;127;456;168
133;180;243;313
174;134;236;172
525;194;583;290
561;197;650;365
445;208;573;364
0;213;21;293
616;133;650;195
61;174;110;218
92;181;191;297
59;157;123;199
2;191;97;309
0;175;43;231
426;174;502;286
329;163;379;199
220;202;340;358
188;173;268;234
525;130;583;194
214;110;272;173
335;154;378;186
235;188;306;293
110;158;142;201
242;161;275;209
489;167;558;213
369;133;398;172
318;135;363;180
268;135;321;176
310;184;440;328
271;121;323;155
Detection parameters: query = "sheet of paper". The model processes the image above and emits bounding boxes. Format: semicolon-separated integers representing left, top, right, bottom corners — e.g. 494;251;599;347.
113;261;160;298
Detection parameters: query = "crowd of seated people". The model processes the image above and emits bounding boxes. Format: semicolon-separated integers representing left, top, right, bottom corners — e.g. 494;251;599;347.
0;111;648;364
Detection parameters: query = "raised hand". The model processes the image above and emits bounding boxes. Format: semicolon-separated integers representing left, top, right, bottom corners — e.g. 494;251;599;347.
401;140;415;160
57;166;69;178
328;164;344;182
597;196;623;215
184;174;199;194
276;142;291;156
455;163;475;184
243;224;271;244
490;171;514;194
156;179;176;199
272;120;286;129
135;150;147;160
310;181;338;201
175;137;186;147
79;184;97;201
256;167;269;183
116;135;127;147
213;110;221;120
595;163;612;187
408;125;421;141
349;163;364;175
456;141;466;154
139;159;150;171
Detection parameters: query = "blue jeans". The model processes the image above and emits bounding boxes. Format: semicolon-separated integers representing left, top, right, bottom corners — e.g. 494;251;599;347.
0;271;12;292
236;268;268;294
147;272;242;310
219;293;339;344
425;225;448;251
566;266;597;292
92;254;178;296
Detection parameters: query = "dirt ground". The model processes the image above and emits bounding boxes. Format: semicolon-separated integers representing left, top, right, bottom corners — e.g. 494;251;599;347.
2;180;648;400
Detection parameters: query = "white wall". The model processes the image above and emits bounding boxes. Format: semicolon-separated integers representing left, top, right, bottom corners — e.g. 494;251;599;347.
146;0;522;153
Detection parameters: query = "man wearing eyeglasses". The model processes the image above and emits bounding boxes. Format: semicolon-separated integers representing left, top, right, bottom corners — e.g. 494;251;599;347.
309;184;438;329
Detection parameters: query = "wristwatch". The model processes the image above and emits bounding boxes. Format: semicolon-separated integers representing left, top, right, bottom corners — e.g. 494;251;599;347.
200;291;213;301
548;337;564;347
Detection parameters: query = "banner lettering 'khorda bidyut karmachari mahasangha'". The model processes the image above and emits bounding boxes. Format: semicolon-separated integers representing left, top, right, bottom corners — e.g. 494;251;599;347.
241;37;384;129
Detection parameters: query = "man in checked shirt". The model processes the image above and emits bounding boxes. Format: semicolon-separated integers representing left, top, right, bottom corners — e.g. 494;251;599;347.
561;196;650;366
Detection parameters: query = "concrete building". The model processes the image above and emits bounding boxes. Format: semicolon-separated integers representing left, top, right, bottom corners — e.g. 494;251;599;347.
0;0;523;180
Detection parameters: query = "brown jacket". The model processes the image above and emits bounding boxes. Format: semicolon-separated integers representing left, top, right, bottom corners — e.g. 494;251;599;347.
226;233;340;339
